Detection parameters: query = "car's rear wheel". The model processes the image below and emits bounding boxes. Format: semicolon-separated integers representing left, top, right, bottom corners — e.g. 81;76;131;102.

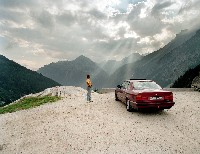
126;99;132;112
115;93;119;101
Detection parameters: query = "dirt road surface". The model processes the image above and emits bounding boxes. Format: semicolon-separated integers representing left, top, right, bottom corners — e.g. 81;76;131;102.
0;89;200;154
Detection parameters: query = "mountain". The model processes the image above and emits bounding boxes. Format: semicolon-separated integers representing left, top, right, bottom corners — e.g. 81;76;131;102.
109;29;200;87
37;55;109;88
171;64;200;88
99;60;120;75
121;53;143;64
0;55;60;106
99;53;142;75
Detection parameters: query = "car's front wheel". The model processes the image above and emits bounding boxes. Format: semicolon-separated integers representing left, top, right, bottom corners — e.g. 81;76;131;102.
126;99;132;112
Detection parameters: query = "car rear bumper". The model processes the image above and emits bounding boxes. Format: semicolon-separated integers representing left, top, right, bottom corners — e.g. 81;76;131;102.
132;101;175;109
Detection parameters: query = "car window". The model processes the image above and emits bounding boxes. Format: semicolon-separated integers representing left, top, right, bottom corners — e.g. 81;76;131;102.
126;82;130;90
121;82;126;89
121;81;126;89
121;81;130;90
133;81;162;90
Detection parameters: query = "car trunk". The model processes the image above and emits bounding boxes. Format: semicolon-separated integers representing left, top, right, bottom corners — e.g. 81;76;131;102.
136;90;173;102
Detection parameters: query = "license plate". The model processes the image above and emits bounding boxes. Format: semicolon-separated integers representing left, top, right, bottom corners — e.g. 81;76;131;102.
149;96;163;100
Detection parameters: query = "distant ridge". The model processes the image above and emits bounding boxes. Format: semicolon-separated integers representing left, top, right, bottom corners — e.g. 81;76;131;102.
108;28;200;87
99;53;142;75
37;55;109;88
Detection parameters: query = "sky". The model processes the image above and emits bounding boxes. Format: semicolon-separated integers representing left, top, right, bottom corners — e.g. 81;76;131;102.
0;0;200;70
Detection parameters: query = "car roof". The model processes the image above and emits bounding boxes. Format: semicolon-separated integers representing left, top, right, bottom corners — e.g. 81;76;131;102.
126;79;153;82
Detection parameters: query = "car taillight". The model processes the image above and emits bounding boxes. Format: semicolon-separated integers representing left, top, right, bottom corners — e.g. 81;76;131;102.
136;94;148;101
136;94;142;101
164;93;173;101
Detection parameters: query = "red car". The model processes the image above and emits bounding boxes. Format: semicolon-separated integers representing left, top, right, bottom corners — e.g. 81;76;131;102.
115;79;175;111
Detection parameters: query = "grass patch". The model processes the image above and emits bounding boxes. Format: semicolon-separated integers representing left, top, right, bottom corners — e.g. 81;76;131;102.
0;96;61;114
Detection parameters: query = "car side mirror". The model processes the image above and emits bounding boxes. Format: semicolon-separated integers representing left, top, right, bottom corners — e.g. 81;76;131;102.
117;85;121;89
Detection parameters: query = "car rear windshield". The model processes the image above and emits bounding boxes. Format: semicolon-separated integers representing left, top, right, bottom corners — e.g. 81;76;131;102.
133;81;162;90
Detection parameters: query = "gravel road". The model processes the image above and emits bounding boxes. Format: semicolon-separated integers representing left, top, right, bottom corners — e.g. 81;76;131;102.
0;89;200;154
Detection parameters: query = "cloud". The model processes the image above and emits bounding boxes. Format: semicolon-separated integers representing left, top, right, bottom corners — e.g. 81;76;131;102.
151;1;174;17
178;0;193;14
89;9;107;19
0;8;26;24
0;0;200;70
30;10;55;28
0;0;38;9
56;11;76;27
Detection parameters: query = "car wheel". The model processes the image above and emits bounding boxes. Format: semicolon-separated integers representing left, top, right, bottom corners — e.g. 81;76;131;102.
115;93;119;101
126;99;132;112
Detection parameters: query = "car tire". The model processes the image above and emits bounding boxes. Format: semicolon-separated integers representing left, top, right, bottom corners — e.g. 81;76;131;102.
115;93;119;101
126;99;132;112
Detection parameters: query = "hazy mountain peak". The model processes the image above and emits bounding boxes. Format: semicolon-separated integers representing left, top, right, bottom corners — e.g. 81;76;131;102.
37;55;109;88
107;60;118;63
177;29;188;35
98;53;143;75
75;55;91;61
174;29;195;41
121;52;142;64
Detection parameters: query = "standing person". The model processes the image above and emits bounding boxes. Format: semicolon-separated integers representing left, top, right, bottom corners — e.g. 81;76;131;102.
86;74;93;102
